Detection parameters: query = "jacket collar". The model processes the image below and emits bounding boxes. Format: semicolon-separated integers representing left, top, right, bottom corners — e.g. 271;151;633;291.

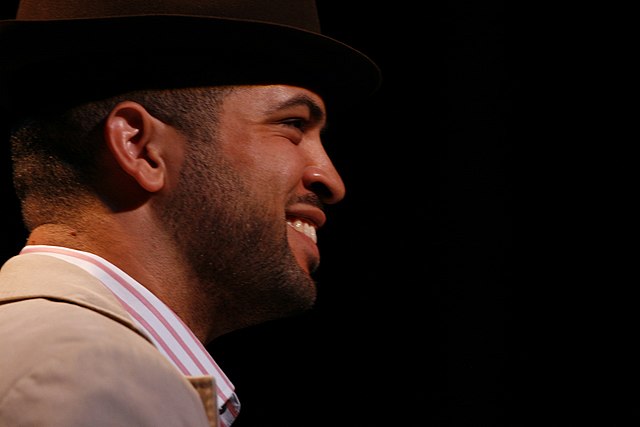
0;252;148;342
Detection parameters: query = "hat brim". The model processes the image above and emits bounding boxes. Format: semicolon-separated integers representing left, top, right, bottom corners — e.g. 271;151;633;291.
0;15;382;118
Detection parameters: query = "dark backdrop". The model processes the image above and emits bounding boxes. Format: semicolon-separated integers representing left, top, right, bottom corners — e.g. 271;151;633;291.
1;1;561;426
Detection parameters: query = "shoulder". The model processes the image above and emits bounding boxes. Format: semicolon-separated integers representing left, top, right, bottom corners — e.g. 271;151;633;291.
0;297;209;427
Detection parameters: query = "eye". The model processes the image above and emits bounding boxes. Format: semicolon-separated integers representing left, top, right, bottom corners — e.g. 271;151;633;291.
280;117;307;131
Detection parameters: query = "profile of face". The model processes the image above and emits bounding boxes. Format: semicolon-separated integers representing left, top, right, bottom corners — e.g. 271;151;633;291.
156;85;346;331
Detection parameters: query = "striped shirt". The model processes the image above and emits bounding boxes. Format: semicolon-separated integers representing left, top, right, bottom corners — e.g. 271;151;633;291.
20;245;240;427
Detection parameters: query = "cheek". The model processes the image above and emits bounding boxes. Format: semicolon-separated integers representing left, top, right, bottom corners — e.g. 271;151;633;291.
248;151;304;194
221;131;306;195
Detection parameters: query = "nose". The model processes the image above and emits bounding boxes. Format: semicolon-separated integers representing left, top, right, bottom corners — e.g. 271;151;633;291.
302;162;346;205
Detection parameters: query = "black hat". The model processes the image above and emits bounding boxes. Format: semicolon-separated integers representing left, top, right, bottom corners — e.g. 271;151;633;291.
0;0;382;118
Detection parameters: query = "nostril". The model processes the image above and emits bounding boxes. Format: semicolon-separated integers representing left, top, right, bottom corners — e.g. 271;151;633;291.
309;182;334;203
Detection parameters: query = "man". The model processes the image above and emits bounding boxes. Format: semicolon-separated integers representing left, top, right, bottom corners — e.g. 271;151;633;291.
0;1;381;426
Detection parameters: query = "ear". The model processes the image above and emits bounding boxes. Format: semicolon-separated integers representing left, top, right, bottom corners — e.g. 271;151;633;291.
104;101;167;193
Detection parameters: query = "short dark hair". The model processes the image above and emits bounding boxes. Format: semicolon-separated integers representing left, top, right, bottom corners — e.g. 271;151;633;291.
10;85;233;230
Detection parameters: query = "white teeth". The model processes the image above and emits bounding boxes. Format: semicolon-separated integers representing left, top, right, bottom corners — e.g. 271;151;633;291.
287;219;317;244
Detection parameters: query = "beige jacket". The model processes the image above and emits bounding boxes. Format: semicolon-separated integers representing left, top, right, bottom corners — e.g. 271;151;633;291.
0;253;218;427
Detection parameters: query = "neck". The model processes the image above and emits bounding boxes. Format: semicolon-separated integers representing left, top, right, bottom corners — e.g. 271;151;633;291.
26;220;216;343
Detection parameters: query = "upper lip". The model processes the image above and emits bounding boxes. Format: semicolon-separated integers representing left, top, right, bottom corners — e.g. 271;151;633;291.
285;205;326;229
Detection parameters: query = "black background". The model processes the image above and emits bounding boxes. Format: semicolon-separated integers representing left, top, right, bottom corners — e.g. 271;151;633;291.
1;1;605;426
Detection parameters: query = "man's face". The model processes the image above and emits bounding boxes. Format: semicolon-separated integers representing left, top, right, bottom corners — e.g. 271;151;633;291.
157;85;345;335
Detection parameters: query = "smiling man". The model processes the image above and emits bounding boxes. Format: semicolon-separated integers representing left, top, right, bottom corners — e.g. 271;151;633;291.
0;1;380;426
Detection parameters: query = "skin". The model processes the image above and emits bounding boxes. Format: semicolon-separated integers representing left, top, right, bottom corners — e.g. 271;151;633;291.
26;85;346;344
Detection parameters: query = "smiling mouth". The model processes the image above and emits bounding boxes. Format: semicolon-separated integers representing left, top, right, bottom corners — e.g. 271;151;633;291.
286;219;317;244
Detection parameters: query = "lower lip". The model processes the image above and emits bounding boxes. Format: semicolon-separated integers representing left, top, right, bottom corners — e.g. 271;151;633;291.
287;225;320;271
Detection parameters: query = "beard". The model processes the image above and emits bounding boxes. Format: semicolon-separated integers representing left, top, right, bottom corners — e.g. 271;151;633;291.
153;138;317;335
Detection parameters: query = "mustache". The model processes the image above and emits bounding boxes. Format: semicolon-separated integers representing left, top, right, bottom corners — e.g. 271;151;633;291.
292;193;325;211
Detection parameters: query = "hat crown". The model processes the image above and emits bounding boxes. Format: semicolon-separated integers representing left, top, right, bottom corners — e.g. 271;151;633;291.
16;0;321;32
